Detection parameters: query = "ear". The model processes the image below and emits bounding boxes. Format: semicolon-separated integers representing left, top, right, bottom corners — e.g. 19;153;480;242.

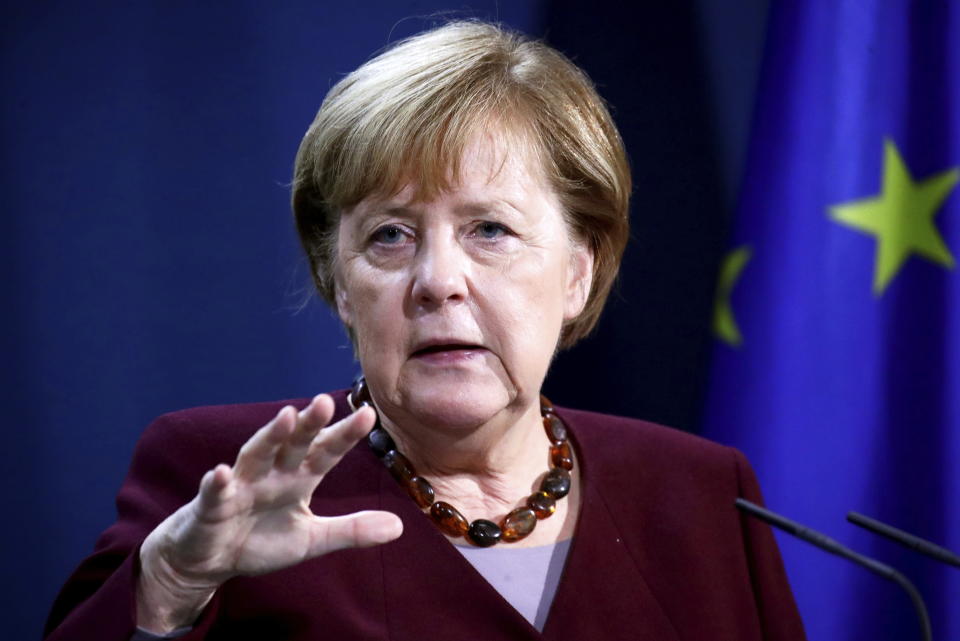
563;239;594;321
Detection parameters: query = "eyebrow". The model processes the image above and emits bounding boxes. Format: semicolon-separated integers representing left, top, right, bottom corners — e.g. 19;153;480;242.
360;200;518;218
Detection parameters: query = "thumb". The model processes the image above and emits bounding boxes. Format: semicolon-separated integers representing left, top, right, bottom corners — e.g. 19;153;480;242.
309;510;404;556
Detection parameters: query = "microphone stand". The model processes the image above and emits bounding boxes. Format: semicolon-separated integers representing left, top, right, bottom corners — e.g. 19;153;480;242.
735;499;932;641
847;512;960;569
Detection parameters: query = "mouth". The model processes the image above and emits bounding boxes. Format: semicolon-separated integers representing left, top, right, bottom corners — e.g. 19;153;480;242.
410;342;486;358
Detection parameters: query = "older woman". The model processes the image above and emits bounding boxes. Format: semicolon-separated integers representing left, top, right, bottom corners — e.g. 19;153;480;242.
45;21;805;641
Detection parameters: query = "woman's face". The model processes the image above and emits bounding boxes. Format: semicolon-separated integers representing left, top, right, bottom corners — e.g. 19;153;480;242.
334;136;593;431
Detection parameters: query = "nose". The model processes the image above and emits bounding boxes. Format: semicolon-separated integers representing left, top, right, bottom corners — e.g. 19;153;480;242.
410;233;469;308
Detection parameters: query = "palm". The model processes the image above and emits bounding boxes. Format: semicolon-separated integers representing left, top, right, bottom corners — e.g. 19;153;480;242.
147;396;402;587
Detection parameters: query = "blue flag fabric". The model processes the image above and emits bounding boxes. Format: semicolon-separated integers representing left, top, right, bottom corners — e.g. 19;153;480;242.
704;2;959;639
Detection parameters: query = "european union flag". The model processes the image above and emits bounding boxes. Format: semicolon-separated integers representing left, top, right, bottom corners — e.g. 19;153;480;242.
704;2;959;639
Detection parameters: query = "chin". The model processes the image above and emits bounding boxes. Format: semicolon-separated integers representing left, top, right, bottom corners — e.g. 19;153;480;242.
399;374;513;431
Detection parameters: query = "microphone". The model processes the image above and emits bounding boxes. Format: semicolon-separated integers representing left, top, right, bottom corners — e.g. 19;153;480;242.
735;498;931;641
848;511;960;568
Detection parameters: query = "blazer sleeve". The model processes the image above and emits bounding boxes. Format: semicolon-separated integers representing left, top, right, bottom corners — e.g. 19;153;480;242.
732;448;807;641
43;412;231;641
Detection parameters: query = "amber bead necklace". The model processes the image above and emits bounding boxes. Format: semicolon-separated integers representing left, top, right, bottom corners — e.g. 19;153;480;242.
347;377;574;547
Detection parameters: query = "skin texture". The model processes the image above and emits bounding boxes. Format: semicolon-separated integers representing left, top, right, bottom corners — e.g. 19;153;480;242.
135;134;593;633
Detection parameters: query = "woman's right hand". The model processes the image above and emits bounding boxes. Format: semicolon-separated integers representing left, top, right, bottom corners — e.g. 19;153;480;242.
135;395;403;634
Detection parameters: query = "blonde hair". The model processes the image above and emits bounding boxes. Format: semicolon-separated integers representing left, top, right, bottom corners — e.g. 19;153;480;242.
292;20;631;348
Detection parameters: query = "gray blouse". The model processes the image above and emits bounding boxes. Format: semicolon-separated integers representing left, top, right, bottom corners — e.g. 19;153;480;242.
455;538;573;631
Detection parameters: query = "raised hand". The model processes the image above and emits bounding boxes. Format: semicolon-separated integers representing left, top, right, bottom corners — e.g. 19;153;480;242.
136;395;403;633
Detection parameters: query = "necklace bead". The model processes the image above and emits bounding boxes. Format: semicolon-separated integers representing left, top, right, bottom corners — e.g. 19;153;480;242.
367;427;396;458
383;450;415;483
544;414;567;442
407;476;435;508
431;501;470;536
350;377;574;547
541;468;572;499
550;441;574;470
502;507;538;542
539;394;554;414
467;519;503;547
527;491;557;518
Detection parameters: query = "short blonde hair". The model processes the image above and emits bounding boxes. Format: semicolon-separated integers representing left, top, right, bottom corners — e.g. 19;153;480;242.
292;20;630;348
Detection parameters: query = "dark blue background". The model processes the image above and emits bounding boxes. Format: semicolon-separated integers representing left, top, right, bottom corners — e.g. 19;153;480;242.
2;2;768;637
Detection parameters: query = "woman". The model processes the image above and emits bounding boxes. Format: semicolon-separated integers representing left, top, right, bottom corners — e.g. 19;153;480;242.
45;21;805;640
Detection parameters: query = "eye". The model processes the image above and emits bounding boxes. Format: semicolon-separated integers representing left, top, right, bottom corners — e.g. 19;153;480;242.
370;224;409;245
474;221;510;240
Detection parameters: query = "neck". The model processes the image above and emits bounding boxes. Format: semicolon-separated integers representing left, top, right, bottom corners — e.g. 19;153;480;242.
377;399;550;516
351;378;580;547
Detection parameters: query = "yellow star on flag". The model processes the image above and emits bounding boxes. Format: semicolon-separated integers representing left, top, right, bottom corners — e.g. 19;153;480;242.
829;139;958;295
713;246;752;347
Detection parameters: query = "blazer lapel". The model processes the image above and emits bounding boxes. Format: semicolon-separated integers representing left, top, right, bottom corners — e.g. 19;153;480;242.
377;466;544;641
540;480;682;640
540;409;682;641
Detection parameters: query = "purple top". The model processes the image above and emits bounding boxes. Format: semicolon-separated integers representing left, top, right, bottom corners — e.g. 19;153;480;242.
455;539;573;631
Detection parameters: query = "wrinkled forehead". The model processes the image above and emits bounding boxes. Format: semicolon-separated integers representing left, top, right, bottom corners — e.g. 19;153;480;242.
364;131;552;210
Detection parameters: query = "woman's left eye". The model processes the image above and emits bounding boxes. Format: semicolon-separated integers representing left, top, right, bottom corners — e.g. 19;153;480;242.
474;221;509;240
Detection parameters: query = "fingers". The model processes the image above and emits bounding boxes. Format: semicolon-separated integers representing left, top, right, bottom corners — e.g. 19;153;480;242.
304;405;377;476
200;463;233;509
195;463;235;519
308;510;404;556
233;395;370;482
233;405;298;480
276;395;335;471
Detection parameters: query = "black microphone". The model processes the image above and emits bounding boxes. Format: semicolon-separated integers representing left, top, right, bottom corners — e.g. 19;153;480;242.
848;511;960;569
735;498;932;641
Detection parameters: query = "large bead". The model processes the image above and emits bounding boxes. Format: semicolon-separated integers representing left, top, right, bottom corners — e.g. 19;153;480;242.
543;414;567;443
430;501;469;537
467;519;503;547
383;450;415;483
501;507;537;542
349;377;372;409
367;427;396;459
550;441;574;470
527;491;557;519
541;467;571;499
406;476;435;509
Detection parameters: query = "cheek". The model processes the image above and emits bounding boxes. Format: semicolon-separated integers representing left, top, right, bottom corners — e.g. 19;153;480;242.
340;265;405;346
356;287;399;336
481;256;566;352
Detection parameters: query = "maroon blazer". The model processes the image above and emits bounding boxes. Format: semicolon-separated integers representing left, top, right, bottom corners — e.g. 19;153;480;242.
45;390;806;640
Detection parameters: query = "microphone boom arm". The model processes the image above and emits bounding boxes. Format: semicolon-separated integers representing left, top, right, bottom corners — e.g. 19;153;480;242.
735;498;932;641
847;511;960;569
